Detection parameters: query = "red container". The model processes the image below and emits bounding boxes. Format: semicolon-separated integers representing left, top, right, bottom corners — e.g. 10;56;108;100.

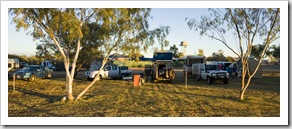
133;75;141;87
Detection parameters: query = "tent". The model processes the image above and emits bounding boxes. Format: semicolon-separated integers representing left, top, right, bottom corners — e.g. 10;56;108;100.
236;57;262;78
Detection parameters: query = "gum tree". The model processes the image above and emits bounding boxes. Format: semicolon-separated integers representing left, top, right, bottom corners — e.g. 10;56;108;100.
35;22;105;77
75;9;170;100
10;8;98;101
170;45;179;58
186;8;280;100
10;8;170;101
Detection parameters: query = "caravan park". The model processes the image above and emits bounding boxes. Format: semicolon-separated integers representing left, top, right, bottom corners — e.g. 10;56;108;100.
5;6;283;122
8;54;280;117
8;64;279;117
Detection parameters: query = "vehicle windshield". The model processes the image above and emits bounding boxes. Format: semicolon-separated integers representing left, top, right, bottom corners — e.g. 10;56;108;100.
120;66;128;70
206;65;218;70
22;66;38;71
90;67;100;70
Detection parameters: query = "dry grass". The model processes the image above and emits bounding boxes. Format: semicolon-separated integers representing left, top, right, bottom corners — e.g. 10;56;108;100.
8;71;280;117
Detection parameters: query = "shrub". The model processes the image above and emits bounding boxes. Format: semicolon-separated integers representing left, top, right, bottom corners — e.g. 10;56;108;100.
137;64;143;67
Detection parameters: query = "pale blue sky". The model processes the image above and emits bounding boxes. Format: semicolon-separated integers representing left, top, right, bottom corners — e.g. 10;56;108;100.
8;8;279;58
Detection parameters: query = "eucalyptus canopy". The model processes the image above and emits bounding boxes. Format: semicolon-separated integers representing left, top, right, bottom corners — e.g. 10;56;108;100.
10;8;170;101
187;8;280;100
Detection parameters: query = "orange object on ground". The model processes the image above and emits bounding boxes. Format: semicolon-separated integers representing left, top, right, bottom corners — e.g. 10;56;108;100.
133;75;141;87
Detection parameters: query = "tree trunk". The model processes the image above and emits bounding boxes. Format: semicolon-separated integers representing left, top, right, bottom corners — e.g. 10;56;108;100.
75;79;97;100
239;88;246;100
75;62;107;101
66;70;74;101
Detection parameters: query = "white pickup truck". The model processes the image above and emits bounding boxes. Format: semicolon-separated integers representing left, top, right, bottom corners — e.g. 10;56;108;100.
84;64;132;81
192;63;229;84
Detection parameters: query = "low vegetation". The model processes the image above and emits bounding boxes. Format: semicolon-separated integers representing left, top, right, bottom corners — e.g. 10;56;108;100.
8;71;279;117
114;60;153;68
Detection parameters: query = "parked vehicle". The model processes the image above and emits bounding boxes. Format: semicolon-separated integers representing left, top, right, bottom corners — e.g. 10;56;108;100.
151;50;175;82
14;65;53;82
208;61;232;71
84;64;132;81
8;58;20;79
19;62;28;68
227;62;238;78
192;63;229;84
8;58;20;71
41;60;57;70
183;56;206;75
151;61;175;82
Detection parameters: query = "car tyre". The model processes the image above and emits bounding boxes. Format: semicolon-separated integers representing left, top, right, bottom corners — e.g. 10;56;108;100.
121;74;125;80
196;75;200;81
29;75;36;82
87;78;93;81
207;76;212;85
223;78;229;84
47;73;52;79
98;75;102;80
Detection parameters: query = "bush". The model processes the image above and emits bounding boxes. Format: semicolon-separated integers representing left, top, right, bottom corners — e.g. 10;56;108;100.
173;61;184;67
114;60;153;68
137;64;143;67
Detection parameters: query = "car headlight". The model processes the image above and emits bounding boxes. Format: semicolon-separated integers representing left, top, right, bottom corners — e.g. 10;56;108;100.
25;73;31;76
212;73;216;76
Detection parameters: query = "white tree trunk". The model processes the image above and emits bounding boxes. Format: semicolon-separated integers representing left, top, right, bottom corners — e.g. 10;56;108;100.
67;76;74;101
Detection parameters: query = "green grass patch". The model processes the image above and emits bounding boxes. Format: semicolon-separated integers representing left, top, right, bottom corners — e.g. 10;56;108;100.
8;71;280;117
114;60;153;68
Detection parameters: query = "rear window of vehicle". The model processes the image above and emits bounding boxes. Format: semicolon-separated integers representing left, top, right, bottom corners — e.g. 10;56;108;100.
120;66;128;70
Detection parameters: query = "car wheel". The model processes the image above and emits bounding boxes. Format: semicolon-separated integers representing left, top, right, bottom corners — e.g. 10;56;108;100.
207;76;212;85
121;74;125;80
96;75;102;80
196;75;200;81
47;73;52;79
87;78;93;81
29;75;36;82
223;78;229;84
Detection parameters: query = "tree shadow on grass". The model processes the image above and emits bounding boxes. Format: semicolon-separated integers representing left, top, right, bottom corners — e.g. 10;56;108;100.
166;89;238;101
9;86;64;103
145;83;239;102
9;99;58;117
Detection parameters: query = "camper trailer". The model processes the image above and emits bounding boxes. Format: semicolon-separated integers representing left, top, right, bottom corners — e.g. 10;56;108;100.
150;50;175;82
8;58;20;71
183;56;206;75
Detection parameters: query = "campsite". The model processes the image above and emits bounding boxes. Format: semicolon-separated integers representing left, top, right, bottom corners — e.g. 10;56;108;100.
8;67;280;117
5;7;284;125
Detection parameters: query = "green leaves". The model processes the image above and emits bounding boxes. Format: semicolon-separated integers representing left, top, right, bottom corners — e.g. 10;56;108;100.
10;8;171;73
149;26;171;50
170;45;179;58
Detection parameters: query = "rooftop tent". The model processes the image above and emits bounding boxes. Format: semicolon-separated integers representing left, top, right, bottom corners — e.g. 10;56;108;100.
153;50;173;61
236;57;262;79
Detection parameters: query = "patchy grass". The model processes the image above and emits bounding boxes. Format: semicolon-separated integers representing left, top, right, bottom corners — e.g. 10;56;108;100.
8;71;280;117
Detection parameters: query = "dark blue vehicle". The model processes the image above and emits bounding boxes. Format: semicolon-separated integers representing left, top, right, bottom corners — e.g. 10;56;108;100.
14;65;53;82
